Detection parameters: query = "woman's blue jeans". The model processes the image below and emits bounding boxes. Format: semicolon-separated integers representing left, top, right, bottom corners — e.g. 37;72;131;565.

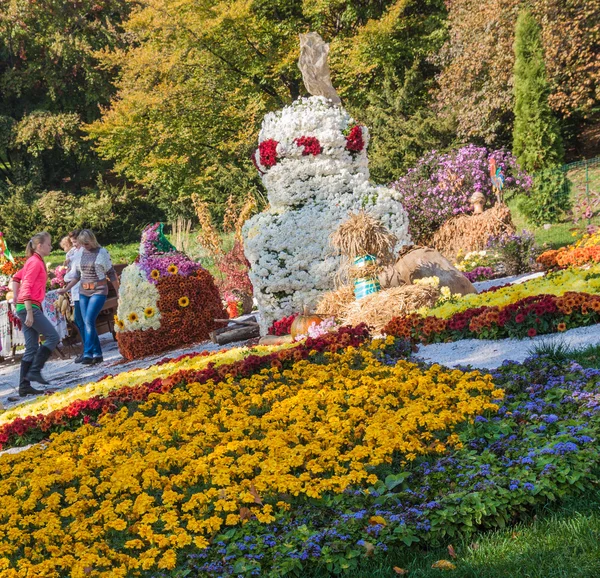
73;300;84;344
79;294;106;359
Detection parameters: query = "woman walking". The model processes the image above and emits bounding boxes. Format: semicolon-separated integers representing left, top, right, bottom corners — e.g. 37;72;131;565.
60;230;119;365
11;232;60;395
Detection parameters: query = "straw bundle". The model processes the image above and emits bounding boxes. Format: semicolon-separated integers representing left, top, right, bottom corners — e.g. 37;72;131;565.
340;284;440;333
316;285;354;316
330;211;397;263
429;204;515;261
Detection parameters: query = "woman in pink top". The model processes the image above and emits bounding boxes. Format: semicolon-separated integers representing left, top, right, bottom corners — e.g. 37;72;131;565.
11;232;60;396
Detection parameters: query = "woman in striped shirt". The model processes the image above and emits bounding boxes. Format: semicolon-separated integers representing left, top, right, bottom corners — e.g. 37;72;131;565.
60;230;119;365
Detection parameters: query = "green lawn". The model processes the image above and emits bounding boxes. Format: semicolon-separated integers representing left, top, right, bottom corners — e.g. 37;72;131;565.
508;160;600;250
309;488;600;578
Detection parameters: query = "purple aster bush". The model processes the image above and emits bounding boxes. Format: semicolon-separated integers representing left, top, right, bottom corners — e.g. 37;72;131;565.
391;145;532;243
165;348;600;577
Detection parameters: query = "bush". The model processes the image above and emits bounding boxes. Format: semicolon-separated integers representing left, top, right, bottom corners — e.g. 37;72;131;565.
0;178;164;248
487;230;537;275
391;145;532;243
0;184;43;248
518;169;572;225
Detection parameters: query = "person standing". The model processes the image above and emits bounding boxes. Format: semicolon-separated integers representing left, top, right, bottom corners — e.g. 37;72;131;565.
11;232;60;395
63;230;84;362
60;230;119;365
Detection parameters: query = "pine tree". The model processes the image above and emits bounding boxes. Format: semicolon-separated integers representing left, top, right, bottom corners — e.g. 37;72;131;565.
512;9;563;173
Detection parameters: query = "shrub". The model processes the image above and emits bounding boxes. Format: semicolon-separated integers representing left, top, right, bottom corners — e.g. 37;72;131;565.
487;230;537;276
518;169;572;225
391;145;531;243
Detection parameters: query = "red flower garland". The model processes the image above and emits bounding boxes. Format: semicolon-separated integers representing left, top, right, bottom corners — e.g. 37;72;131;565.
258;139;279;168
295;136;323;156
345;125;364;153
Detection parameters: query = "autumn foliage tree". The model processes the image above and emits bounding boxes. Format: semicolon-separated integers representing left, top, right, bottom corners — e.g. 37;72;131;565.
437;0;600;147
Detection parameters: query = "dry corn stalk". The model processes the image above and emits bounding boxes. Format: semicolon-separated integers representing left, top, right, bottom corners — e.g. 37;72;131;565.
192;194;224;259
235;196;257;244
429;204;515;261
169;217;192;253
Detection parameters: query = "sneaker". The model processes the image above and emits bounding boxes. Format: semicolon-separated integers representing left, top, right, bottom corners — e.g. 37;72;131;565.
92;357;104;365
74;354;85;363
81;357;94;365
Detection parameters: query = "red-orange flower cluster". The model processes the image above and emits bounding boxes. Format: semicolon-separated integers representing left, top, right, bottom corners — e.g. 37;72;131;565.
384;292;600;344
538;245;600;269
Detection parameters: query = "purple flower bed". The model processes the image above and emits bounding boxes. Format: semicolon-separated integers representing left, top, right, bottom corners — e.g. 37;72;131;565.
391;145;532;243
151;352;600;577
463;266;495;282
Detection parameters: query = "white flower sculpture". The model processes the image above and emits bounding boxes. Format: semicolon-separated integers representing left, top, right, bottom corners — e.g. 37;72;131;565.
244;96;411;332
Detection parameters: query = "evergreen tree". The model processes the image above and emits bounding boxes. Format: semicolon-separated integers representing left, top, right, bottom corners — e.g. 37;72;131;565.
512;9;563;172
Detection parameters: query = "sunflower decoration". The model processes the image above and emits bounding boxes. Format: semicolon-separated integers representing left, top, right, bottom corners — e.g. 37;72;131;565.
128;312;139;323
114;316;125;330
167;264;179;275
150;269;160;280
144;307;156;318
178;296;190;308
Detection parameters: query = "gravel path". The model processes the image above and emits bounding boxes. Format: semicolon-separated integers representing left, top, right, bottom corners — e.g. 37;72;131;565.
415;323;600;370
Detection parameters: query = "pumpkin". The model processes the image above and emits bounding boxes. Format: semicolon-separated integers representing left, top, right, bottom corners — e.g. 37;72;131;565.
290;306;323;339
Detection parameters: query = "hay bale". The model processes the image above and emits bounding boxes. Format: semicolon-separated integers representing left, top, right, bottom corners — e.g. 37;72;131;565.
429;204;515;261
340;284;440;333
316;285;355;317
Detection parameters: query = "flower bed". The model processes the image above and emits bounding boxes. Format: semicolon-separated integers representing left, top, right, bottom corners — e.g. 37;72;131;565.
184;354;600;575
538;230;600;269
2;344;600;576
0;335;499;577
0;327;369;451
384;291;600;344
424;264;600;320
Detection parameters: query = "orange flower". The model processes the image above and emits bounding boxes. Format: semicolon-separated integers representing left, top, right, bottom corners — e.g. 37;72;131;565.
557;322;567;332
167;264;179;275
150;269;160;280
178;296;190;308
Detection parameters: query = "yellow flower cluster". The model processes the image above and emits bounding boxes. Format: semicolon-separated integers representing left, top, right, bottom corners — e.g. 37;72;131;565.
0;343;295;426
0;340;502;577
423;264;600;319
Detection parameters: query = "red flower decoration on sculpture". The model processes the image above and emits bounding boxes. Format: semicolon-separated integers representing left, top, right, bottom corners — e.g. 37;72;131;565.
295;136;323;156
345;125;365;153
258;139;279;168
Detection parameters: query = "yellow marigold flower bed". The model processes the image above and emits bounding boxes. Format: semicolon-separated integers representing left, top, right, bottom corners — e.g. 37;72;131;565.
425;264;600;319
0;343;501;577
0;343;294;427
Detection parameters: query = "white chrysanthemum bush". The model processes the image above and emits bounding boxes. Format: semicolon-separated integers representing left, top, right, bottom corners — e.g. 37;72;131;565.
244;96;411;332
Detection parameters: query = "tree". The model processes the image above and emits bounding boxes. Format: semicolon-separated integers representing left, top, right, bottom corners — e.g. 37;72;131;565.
512;9;563;173
0;0;132;196
436;0;600;146
88;0;450;217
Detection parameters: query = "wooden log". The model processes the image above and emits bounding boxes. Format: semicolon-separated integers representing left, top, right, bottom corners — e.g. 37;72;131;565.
213;317;259;327
258;334;293;346
210;324;260;345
